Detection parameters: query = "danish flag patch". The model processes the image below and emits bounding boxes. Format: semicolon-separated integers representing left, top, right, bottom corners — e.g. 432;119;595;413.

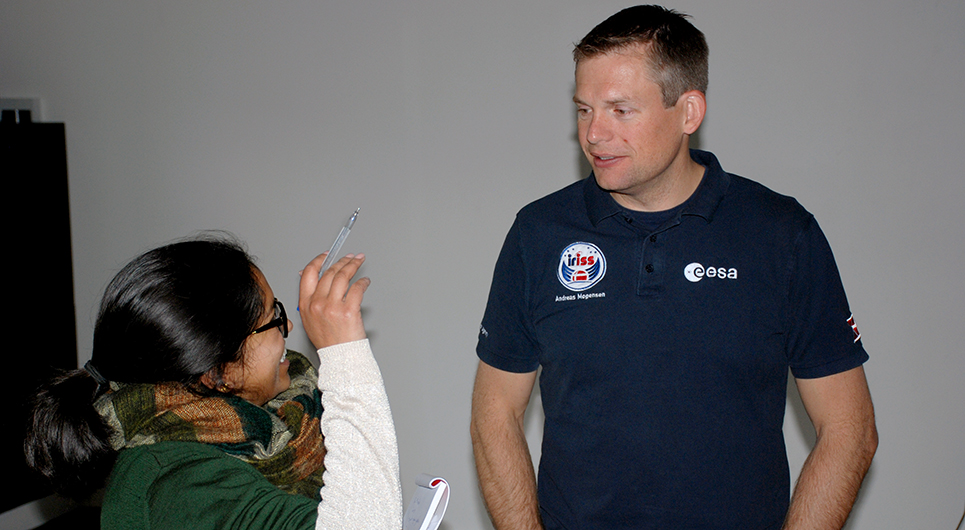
847;313;861;343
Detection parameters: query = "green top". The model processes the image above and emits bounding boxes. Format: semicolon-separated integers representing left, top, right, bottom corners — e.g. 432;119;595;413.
102;441;317;530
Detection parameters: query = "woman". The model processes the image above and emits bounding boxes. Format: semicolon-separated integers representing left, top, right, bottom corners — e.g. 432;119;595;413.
24;235;402;529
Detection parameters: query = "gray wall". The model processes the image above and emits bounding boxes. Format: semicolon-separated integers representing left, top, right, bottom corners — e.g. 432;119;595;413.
2;1;963;528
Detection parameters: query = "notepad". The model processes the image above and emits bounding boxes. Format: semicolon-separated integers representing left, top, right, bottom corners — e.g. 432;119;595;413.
403;474;449;530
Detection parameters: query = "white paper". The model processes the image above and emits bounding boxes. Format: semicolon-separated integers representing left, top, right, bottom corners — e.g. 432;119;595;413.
403;474;449;530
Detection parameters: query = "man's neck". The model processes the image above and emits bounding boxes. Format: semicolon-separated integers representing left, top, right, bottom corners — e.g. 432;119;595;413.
610;154;706;212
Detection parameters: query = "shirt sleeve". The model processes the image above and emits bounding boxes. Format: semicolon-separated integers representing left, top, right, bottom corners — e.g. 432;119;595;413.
786;216;869;378
476;218;542;373
315;339;403;530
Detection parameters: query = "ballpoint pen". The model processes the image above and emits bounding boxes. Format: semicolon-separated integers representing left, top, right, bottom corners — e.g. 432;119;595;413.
319;208;360;279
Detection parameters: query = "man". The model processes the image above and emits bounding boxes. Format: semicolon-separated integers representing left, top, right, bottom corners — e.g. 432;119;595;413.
470;5;877;530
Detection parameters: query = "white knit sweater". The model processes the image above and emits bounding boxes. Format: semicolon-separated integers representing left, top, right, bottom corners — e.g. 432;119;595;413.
315;339;403;530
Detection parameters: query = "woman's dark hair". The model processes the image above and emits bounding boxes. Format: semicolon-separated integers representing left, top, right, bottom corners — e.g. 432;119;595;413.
24;234;264;498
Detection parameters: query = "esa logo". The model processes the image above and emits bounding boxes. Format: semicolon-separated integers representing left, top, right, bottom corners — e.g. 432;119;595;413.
558;242;606;291
684;262;738;283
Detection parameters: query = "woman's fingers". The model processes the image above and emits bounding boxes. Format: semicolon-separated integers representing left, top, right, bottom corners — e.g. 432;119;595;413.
299;253;369;349
299;251;329;306
343;275;371;307
321;254;365;300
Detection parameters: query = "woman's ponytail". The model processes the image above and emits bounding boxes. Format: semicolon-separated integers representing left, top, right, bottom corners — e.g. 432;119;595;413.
24;369;117;499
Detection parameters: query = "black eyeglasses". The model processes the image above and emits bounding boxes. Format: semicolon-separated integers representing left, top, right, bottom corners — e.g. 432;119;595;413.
250;299;288;339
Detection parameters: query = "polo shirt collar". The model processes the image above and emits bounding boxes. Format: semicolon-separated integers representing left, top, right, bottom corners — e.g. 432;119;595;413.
583;148;730;226
583;172;624;226
683;149;730;222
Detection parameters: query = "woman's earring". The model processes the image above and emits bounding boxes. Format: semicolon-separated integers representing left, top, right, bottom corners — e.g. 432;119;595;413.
216;381;230;393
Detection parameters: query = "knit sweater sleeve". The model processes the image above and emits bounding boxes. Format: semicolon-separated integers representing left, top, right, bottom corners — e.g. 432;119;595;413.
315;339;403;529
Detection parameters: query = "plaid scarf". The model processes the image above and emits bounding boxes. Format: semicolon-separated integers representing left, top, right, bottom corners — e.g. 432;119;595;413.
94;350;326;500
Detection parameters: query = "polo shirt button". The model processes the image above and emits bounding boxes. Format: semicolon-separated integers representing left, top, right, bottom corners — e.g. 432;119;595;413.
649;235;657;242
646;264;654;273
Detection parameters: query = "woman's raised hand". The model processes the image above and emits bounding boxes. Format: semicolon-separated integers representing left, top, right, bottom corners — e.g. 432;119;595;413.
299;253;369;350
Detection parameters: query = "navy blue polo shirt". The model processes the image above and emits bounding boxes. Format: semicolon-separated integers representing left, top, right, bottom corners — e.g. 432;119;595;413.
476;150;868;530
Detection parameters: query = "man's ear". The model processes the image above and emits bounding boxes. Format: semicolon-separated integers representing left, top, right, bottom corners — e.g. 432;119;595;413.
680;89;706;135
